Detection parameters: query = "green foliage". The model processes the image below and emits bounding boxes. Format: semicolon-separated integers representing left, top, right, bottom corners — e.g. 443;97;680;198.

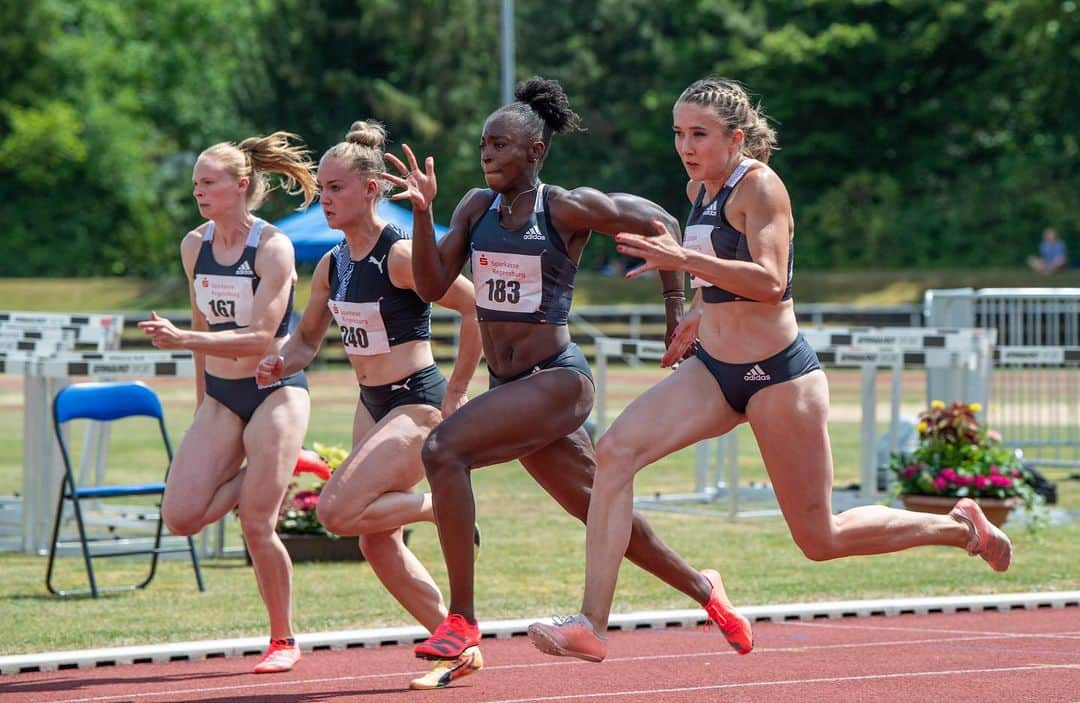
1;0;1076;276
889;401;1043;515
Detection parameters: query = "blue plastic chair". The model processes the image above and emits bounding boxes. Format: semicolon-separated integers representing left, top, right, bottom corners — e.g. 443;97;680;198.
46;381;205;597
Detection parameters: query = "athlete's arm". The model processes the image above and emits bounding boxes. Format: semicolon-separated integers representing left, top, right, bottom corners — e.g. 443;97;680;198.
262;252;334;381
181;230;207;406
144;230;297;358
382;144;476;302
388;241;481;416
549;187;686;344
682;168;791;304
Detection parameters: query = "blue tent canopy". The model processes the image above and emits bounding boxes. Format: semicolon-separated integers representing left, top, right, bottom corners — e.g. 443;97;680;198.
274;201;448;262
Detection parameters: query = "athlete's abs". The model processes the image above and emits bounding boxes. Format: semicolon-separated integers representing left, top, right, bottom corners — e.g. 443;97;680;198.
346;338;435;387
698;299;800;364
481;320;571;379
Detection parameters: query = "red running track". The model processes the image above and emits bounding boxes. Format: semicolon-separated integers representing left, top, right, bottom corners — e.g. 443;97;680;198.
2;608;1078;702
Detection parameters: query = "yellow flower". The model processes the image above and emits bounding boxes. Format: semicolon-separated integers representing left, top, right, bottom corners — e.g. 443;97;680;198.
918;421;928;433
930;400;945;409
969;402;982;413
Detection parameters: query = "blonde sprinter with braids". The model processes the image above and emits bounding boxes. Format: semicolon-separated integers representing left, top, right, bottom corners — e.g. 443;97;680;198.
529;77;1013;663
255;121;484;690
383;76;750;664
138;132;317;674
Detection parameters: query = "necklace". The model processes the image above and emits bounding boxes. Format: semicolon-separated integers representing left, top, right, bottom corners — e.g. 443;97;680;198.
500;184;538;218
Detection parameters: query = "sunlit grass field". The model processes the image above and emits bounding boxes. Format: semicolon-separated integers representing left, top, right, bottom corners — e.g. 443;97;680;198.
1;365;1076;656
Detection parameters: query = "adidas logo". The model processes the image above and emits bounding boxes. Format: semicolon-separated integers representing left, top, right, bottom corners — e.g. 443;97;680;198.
522;225;545;240
743;364;771;382
703;202;718;216
235;260;254;276
391;379;412;392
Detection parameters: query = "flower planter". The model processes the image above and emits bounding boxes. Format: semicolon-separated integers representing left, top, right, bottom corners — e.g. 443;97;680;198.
245;529;412;564
899;494;1020;527
281;533;365;563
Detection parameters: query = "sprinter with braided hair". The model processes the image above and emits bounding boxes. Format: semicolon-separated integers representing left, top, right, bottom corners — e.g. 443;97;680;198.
529;77;1013;663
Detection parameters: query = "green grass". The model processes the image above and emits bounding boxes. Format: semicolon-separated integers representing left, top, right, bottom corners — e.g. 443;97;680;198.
1;366;1077;656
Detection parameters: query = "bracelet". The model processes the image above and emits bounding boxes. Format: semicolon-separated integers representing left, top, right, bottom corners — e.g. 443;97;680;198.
663;290;686;300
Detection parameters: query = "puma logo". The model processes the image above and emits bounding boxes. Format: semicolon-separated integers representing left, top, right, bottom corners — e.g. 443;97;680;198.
367;254;387;274
390;379;412;392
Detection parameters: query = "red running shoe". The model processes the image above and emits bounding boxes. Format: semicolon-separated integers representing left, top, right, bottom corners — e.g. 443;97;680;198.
702;569;753;654
252;637;300;673
527;614;608;662
949;498;1012;572
414;613;481;660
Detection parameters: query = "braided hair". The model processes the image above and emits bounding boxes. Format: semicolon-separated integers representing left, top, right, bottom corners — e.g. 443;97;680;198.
675;78;778;163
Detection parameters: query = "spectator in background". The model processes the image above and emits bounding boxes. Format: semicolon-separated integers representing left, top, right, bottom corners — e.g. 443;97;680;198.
1027;227;1067;274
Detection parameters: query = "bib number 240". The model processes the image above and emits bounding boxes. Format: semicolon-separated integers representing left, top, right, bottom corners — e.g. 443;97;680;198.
341;325;369;349
485;278;521;304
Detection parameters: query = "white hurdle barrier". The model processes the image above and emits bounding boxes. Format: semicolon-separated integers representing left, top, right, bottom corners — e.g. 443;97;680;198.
594;327;996;517
17;350;195;555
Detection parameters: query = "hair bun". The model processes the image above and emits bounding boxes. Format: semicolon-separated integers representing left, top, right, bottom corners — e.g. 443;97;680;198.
345;120;387;149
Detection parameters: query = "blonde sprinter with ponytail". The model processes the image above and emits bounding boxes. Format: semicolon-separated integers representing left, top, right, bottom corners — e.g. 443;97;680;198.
138;132;317;674
529;77;1013;663
255;121;483;690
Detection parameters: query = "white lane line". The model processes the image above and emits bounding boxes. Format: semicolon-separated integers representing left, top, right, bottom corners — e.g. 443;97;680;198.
780;619;1080;640
479;664;1080;703
40;634;1080;703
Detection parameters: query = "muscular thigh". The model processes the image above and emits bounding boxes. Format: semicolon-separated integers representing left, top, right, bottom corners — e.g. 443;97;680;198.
431;368;593;469
320;404;440;512
239;386;311;519
601;357;744;467
165;398;246;511
746;370;833;524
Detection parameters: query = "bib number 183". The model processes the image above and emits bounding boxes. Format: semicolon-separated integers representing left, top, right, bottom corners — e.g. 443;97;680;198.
485;278;521;304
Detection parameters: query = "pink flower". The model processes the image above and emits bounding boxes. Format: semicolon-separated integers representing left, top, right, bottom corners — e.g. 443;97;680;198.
956;475;975;487
1011;469;1023;478
987;429;1002;442
933;476;948;490
974;475;989;489
990;475;1013;488
940;468;958;482
292;490;319;510
989;464;1001;475
902;465;919;479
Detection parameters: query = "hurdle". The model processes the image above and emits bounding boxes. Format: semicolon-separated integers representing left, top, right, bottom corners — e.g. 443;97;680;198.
594;327;996;517
926;288;1080;471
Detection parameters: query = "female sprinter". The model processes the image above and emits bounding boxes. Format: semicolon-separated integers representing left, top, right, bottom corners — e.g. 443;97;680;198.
528;77;1013;662
382;77;753;663
139;132;317;673
255;121;484;690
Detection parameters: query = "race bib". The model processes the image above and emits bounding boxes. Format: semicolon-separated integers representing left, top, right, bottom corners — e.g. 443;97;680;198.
471;250;543;313
683;224;716;289
328;300;390;356
194;274;255;326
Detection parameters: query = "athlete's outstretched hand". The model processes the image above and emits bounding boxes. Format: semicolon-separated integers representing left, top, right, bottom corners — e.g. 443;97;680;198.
661;306;701;368
616;220;688;280
137;311;185;349
382;144;437;214
255;354;285;388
